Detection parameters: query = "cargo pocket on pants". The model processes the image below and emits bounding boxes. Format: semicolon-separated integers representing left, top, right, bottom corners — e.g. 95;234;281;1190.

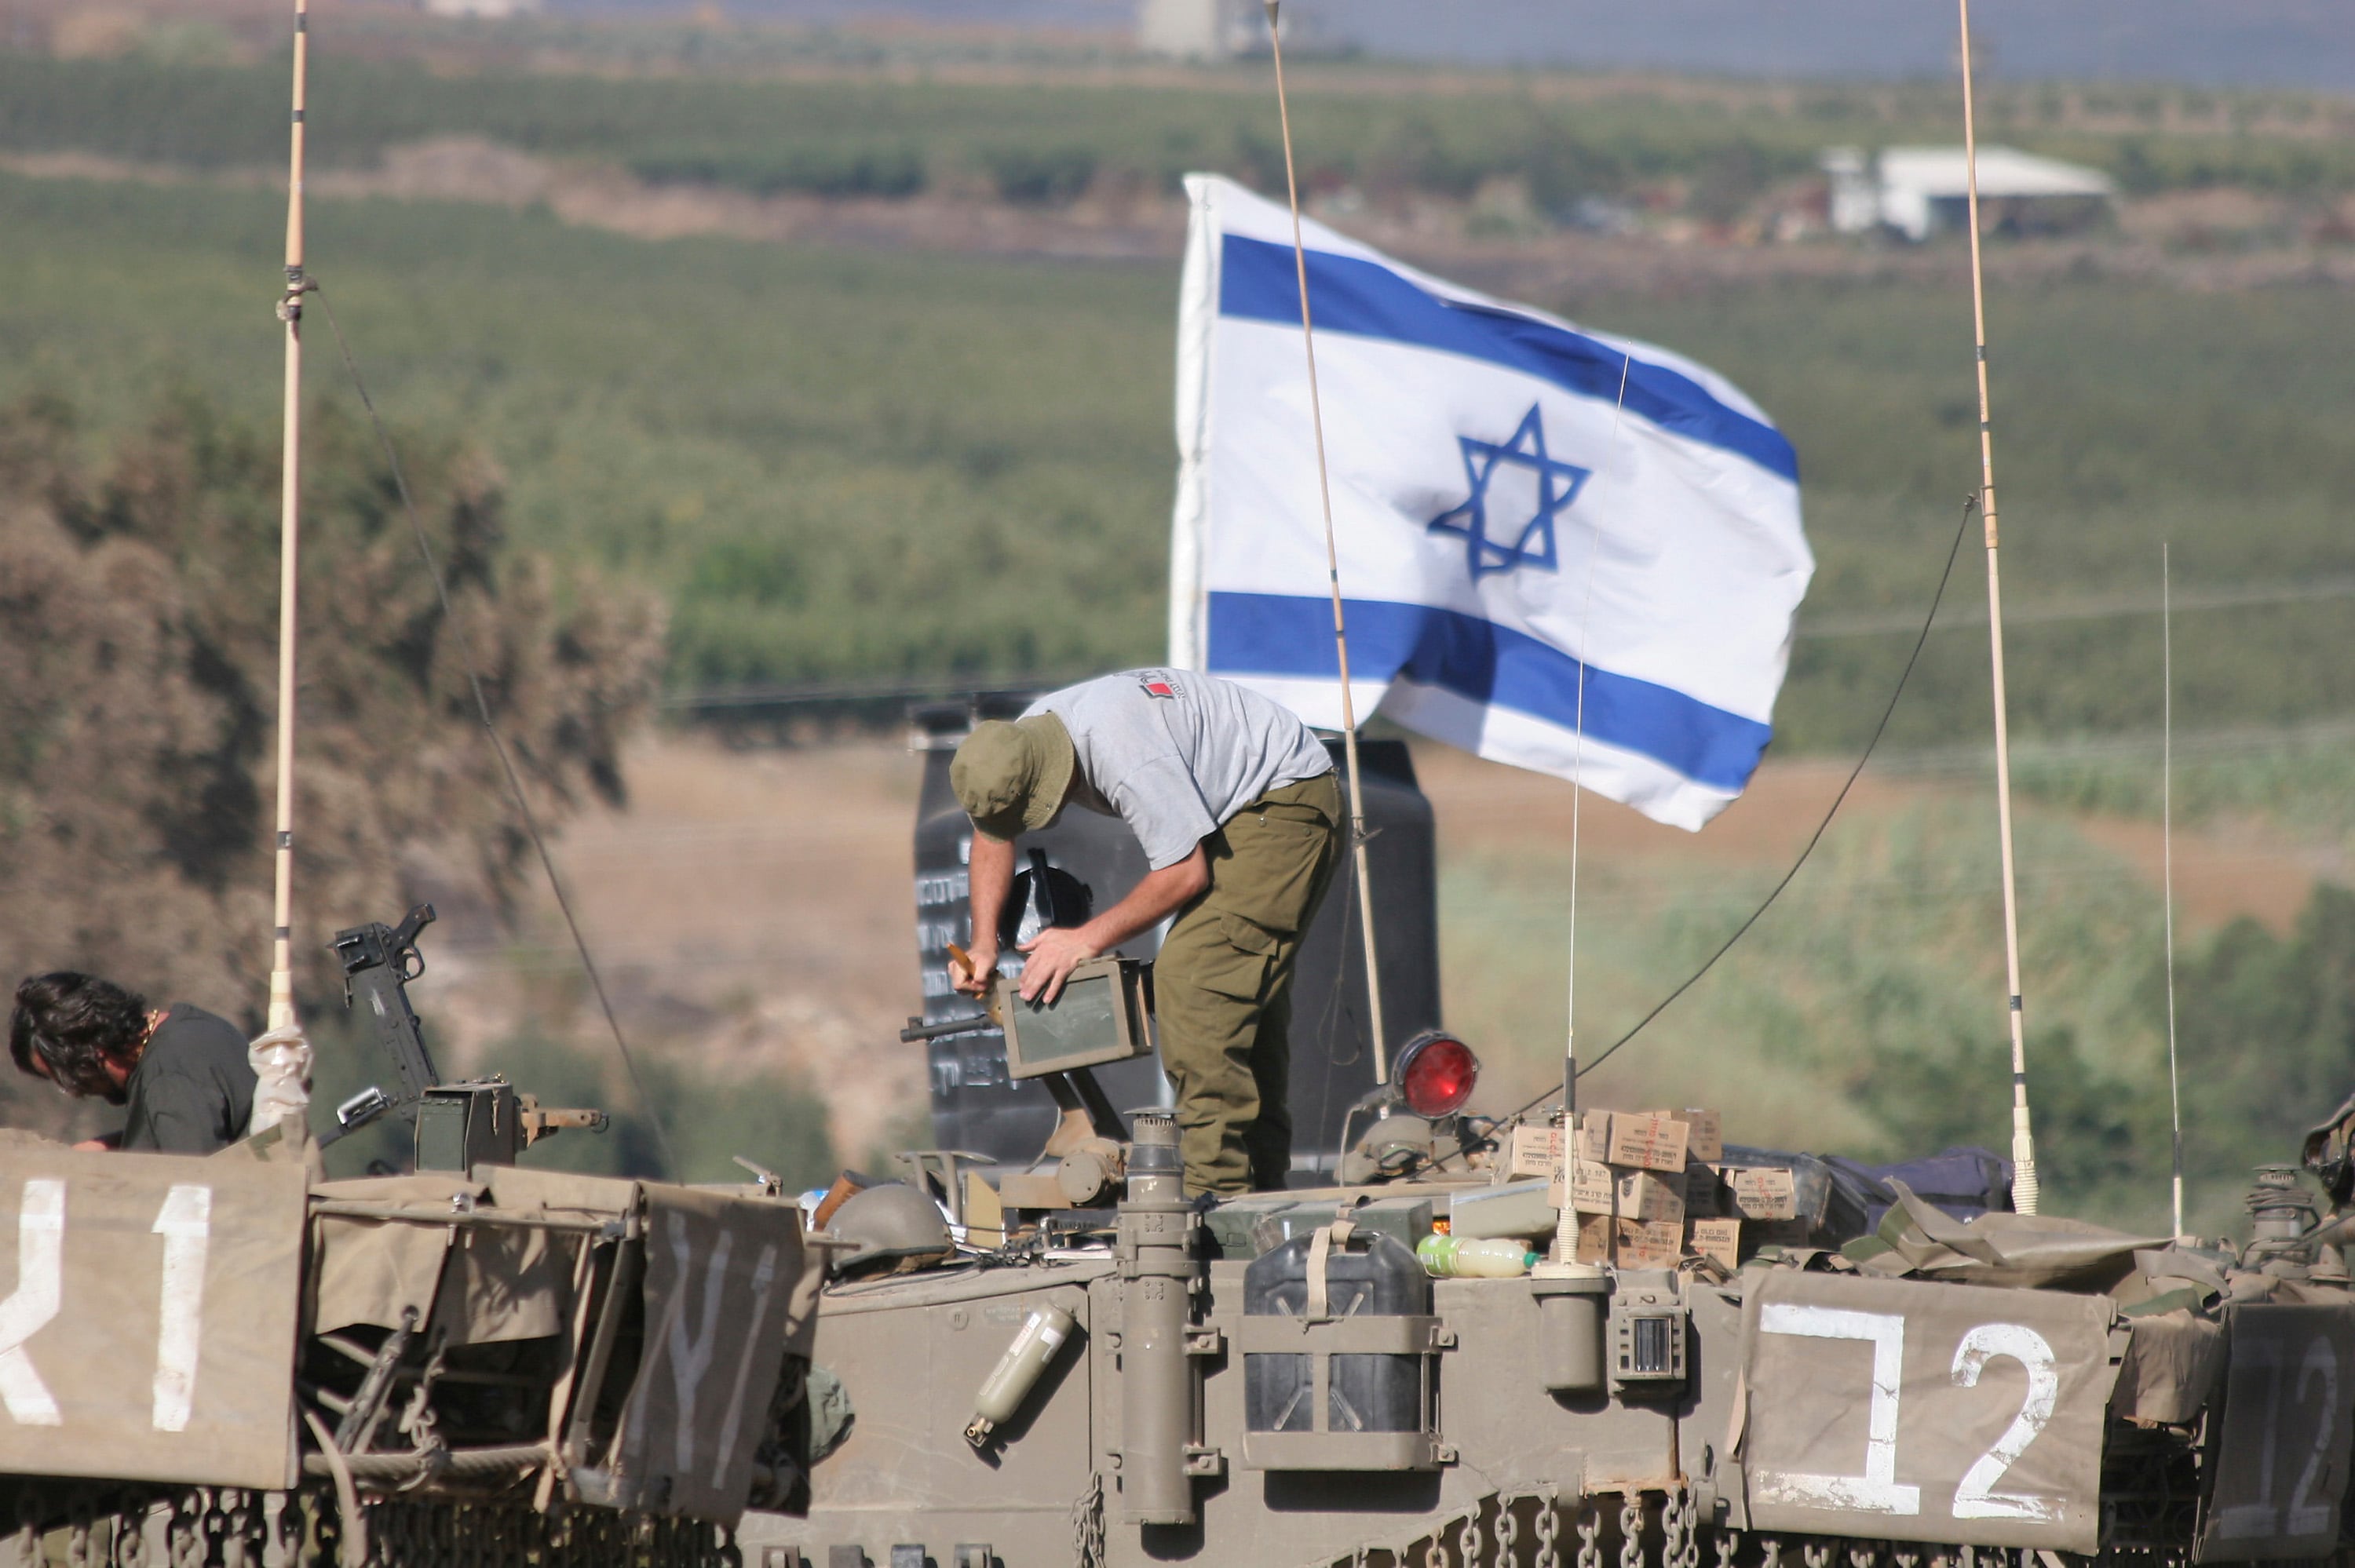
1185;910;1281;1005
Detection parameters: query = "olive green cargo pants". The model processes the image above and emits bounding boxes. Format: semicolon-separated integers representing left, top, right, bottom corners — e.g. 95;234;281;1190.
1153;771;1342;1196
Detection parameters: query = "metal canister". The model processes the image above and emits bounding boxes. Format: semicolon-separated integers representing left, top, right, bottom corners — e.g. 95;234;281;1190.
965;1304;1077;1447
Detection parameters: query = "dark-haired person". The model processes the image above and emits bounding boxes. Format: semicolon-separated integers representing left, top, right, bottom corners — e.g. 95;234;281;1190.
9;972;255;1154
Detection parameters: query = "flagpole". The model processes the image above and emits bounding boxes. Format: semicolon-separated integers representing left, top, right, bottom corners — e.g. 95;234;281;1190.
265;0;310;1034
1959;0;2041;1213
1263;0;1390;1081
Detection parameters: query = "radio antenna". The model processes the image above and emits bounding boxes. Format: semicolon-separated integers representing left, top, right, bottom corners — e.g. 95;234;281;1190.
1958;0;2043;1213
265;0;312;1033
1562;353;1630;1122
2162;542;2185;1237
1542;349;1630;1274
1263;0;1389;1080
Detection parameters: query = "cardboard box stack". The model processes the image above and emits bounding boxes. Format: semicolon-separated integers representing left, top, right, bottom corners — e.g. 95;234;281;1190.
1512;1108;1709;1268
1507;1107;1818;1262
1507;1107;1814;1267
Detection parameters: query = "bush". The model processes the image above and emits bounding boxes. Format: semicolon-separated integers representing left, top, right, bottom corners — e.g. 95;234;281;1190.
630;144;926;199
983;145;1097;206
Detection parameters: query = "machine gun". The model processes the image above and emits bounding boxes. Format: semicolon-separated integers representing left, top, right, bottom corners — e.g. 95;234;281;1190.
324;903;443;1140
323;903;608;1170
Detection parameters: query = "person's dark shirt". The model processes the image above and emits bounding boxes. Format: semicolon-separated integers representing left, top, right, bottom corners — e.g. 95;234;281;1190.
121;1003;255;1155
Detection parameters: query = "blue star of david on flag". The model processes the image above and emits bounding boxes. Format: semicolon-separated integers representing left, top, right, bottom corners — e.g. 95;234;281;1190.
1427;403;1593;580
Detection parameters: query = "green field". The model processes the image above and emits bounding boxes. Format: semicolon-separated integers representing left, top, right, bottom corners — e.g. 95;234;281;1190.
5;46;2355;1222
5;164;2352;754
8;49;2353;208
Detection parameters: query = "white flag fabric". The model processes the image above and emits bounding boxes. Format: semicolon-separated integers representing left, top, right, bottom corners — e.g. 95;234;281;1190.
1167;174;1813;830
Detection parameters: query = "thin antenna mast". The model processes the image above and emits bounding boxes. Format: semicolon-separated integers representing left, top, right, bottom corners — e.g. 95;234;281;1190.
1959;0;2042;1212
266;0;312;1032
2163;542;2185;1237
1543;350;1630;1274
1263;0;1389;1080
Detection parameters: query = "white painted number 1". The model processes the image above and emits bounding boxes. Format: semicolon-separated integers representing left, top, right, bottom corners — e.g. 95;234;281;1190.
1754;1304;1923;1515
151;1185;213;1432
0;1180;212;1431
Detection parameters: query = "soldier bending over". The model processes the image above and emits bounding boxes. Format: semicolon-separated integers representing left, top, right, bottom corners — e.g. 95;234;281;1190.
951;669;1340;1197
9;972;256;1154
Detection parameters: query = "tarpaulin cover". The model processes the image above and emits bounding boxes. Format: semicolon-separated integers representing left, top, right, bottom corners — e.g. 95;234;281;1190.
1849;1180;2169;1292
1824;1147;2014;1232
2196;1300;2355;1561
309;1172;580;1344
609;1186;808;1522
2112;1309;2225;1427
1740;1268;2115;1551
0;1147;307;1490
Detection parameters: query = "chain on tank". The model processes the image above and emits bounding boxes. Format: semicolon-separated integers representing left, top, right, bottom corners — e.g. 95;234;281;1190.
0;1486;741;1568
1280;1497;2229;1568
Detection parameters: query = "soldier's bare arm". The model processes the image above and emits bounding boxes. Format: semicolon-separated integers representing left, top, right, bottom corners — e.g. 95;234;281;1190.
955;832;1018;995
1018;844;1209;1004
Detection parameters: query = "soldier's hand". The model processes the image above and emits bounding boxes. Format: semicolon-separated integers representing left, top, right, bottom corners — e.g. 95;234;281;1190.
1017;927;1101;1005
951;940;999;997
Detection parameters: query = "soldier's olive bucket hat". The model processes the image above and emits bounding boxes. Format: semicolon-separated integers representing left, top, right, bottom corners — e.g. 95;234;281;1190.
951;714;1075;841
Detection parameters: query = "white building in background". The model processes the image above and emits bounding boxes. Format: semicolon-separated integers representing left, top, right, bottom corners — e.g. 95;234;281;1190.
1137;0;1260;59
423;0;541;16
1137;0;1338;60
1824;145;2117;242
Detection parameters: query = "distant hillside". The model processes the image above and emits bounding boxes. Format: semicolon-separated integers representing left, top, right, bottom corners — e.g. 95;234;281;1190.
559;0;2355;92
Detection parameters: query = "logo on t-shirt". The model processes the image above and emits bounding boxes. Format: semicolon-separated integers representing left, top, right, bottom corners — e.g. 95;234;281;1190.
1138;673;1183;699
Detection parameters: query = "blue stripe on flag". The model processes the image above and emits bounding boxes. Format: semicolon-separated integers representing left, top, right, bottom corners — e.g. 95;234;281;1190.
1207;591;1772;792
1218;234;1798;484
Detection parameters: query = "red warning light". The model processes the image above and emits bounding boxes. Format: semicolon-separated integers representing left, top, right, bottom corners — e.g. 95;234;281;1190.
1395;1030;1478;1118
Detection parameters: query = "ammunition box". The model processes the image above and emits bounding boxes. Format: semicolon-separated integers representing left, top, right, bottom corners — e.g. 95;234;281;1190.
1575;1212;1612;1265
1448;1180;1554;1241
1683;1161;1725;1219
1723;1165;1800;1221
1353;1196;1437;1253
1604;1112;1689;1172
1686;1217;1741;1270
1613;1169;1685;1226
1503;1123;1565;1180
1204;1194;1436;1260
1547;1158;1617;1215
1612;1219;1682;1269
997;954;1154;1079
1203;1195;1304;1259
1666;1108;1723;1163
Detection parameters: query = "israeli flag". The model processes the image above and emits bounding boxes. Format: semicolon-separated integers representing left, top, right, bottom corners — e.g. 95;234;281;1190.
1167;175;1813;830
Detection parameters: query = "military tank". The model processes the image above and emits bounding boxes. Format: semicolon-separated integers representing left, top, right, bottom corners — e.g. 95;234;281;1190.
10;709;2346;1568
714;709;2355;1568
0;907;829;1568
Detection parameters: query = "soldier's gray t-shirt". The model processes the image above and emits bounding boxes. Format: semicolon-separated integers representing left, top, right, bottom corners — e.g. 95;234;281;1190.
1024;669;1334;870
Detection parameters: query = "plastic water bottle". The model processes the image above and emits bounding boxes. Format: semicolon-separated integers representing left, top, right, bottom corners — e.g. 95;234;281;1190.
1417;1233;1538;1278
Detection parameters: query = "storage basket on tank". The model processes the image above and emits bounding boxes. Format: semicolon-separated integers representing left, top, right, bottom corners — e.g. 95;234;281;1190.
1240;1227;1454;1469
